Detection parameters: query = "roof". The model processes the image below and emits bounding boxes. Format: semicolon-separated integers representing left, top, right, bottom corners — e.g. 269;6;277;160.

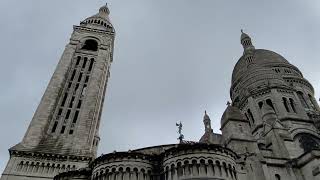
221;105;247;128
232;49;290;84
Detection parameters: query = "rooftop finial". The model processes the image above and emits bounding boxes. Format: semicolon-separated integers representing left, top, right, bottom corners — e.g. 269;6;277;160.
176;122;184;143
240;30;255;52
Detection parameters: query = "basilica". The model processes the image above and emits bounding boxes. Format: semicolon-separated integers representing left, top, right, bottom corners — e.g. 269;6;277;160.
1;4;320;180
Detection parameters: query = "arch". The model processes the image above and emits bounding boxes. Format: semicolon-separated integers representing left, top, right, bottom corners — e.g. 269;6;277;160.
82;39;98;51
296;133;320;152
275;174;281;180
266;99;275;111
308;94;318;110
200;159;206;164
289;98;297;113
247;109;255;124
282;97;290;112
228;164;233;179
258;101;263;109
291;128;320;140
297;91;309;109
216;160;222;176
222;162;228;177
177;162;183;177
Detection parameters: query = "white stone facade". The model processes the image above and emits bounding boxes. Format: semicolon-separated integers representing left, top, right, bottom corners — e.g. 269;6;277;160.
2;4;320;180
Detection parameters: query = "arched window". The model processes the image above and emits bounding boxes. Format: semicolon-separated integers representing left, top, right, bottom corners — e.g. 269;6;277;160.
82;39;98;51
275;174;281;180
282;97;290;112
245;113;252;127
266;99;275;111
298;134;320;152
308;94;317;110
258;101;263;109
297;91;309;109
289;98;296;113
247;109;255;124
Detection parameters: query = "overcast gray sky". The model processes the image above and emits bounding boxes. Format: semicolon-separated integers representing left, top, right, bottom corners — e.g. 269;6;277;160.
1;0;320;173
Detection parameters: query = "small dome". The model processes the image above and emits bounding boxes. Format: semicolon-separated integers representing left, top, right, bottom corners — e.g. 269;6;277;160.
232;49;290;84
99;4;110;14
80;4;114;31
241;32;250;41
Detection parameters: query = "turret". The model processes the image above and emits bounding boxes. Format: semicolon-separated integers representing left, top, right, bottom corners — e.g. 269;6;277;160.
204;111;212;133
241;30;255;53
220;104;253;149
199;111;221;144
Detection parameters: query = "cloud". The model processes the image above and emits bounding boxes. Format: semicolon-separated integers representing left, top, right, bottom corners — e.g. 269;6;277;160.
0;0;319;173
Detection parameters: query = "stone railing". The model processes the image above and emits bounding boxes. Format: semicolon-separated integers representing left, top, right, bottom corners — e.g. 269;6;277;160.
162;144;238;180
91;152;154;180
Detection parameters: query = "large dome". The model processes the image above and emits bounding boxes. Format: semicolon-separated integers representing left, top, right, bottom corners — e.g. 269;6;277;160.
232;49;290;84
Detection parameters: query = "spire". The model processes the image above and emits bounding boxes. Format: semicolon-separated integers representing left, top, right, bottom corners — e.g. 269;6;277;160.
80;3;114;31
203;111;212;132
240;30;255;52
99;3;110;15
204;110;210;120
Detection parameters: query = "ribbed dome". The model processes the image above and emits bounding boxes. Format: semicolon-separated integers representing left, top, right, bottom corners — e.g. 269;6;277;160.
80;4;114;31
232;49;290;84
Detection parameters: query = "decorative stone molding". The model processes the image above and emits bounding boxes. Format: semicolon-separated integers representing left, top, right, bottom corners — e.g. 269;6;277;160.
162;144;238;180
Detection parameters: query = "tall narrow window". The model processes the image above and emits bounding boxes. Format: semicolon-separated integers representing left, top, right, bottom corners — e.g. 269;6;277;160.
81;84;87;97
85;76;89;83
61;93;68;107
82;58;87;69
282;97;290;112
247;109;255;124
266;99;275;111
69;96;75;108
258;102;263;109
73;111;79;123
74;83;79;95
69;129;74;135
77;100;82;109
65;110;71;119
67;82;72;89
57;109;63;119
308;94;317;110
78;73;83;82
289;98;296;113
70;70;76;81
51;121;58;133
88;58;94;71
297;92;309;109
60;126;66;134
245;113;251;127
76;56;81;66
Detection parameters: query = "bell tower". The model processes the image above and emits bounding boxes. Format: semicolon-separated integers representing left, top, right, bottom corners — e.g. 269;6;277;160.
1;4;115;180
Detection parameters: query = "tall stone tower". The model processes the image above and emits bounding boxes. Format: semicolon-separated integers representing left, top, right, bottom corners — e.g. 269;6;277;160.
1;4;115;180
